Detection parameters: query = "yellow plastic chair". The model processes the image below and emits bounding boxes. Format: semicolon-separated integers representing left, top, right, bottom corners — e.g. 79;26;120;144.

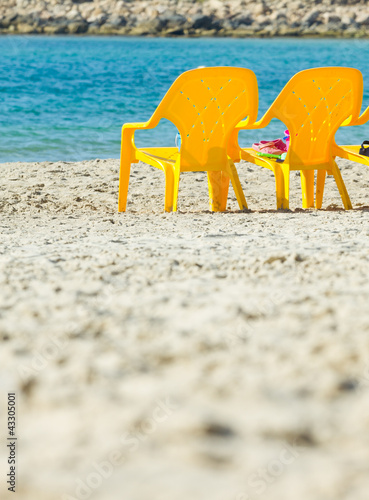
231;67;363;210
332;104;369;166
118;67;258;212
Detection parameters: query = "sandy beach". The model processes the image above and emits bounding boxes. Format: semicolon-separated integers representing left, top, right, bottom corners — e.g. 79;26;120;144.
1;156;369;499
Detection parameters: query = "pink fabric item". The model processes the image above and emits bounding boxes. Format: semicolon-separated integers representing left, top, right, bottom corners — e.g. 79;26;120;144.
252;138;287;155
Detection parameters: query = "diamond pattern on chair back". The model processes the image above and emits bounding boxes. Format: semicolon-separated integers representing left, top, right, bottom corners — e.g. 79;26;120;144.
155;67;258;169
272;68;363;166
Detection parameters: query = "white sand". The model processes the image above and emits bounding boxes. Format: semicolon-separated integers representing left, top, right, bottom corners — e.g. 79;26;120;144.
0;157;369;500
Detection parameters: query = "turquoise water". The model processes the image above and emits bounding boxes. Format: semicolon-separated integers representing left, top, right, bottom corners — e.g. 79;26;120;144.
1;36;369;162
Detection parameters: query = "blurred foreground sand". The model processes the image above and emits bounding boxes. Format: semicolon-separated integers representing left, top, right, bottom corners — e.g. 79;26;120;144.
0;158;369;500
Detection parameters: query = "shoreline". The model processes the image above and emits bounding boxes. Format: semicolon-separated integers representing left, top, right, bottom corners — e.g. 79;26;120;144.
2;32;369;39
2;0;369;39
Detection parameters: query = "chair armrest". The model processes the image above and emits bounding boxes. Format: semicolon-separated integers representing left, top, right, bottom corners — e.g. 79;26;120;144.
342;105;369;127
229;110;274;160
121;119;158;156
235;110;274;130
122;121;156;131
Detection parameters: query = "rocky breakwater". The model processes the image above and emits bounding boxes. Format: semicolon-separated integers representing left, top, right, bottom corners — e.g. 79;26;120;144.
1;0;369;37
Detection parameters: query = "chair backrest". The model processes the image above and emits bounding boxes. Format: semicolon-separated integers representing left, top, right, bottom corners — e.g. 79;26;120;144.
151;67;258;168
268;67;363;166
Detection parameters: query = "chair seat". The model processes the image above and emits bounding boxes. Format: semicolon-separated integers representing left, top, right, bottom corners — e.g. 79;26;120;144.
333;144;369;166
340;145;361;155
136;147;228;173
241;147;333;172
241;147;281;171
136;147;179;164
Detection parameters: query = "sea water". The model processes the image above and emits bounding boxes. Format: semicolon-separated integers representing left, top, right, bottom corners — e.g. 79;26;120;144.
1;36;369;163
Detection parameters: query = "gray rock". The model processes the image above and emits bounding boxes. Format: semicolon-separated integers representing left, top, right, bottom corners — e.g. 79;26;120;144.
325;21;342;32
164;27;185;36
17;23;37;34
302;9;322;27
0;13;17;28
190;14;214;30
325;14;341;24
231;13;254;28
44;23;68;35
356;13;369;26
219;19;234;31
160;13;187;30
254;15;272;27
67;21;89;34
106;15;127;28
251;2;269;16
235;23;255;33
141;17;166;32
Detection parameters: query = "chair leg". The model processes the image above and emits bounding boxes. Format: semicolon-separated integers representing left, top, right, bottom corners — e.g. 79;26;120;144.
207;171;230;211
228;162;248;210
331;161;352;210
172;165;181;212
118;157;131;212
300;170;315;208
316;170;326;209
219;171;231;210
164;165;175;212
118;130;134;212
273;163;290;209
